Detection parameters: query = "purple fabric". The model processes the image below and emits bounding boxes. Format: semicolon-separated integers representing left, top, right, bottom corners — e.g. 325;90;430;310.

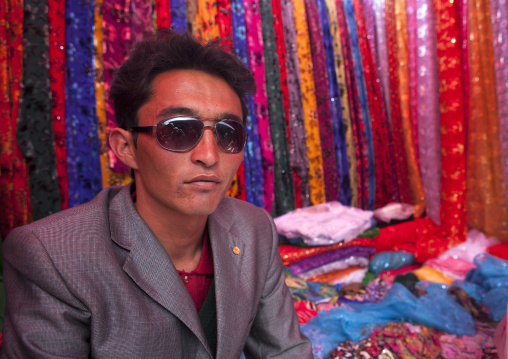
289;246;376;275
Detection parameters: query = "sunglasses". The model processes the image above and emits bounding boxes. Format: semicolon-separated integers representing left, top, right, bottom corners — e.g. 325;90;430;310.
130;116;247;153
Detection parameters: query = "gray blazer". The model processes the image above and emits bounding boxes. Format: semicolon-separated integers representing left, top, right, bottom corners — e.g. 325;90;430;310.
1;185;313;358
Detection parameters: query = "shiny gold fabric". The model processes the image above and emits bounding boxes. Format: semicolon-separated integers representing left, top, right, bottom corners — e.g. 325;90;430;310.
466;0;508;241
394;0;426;217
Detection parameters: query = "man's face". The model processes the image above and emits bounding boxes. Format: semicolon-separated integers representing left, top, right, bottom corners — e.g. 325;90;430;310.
132;69;244;219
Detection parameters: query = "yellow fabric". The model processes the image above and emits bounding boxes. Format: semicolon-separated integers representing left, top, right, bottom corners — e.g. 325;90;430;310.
292;0;325;205
193;0;220;42
466;0;508;241
413;265;454;285
324;0;358;208
95;0;131;187
394;0;426;217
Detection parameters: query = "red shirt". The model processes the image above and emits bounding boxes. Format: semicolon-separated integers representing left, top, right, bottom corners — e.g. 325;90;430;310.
177;229;214;311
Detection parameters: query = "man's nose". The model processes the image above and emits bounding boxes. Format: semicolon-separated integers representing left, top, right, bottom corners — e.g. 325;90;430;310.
190;127;220;167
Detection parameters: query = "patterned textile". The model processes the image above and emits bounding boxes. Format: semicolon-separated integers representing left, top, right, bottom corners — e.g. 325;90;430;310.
0;0;31;239
292;0;326;206
259;0;295;216
466;0;508;241
280;0;311;207
171;0;188;32
66;0;103;207
18;0;61;220
154;0;171;28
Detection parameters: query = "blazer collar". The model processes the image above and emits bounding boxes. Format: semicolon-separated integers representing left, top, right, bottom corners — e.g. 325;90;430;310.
109;185;210;355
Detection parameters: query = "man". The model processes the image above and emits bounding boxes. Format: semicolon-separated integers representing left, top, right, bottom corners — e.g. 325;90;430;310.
1;30;313;358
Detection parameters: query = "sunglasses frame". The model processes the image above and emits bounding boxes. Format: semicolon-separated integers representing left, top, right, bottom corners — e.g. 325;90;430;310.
129;116;248;153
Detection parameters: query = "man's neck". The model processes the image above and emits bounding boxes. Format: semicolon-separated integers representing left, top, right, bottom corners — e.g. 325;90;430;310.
134;198;208;272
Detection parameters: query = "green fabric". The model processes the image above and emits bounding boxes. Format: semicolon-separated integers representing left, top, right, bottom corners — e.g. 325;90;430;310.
198;280;217;358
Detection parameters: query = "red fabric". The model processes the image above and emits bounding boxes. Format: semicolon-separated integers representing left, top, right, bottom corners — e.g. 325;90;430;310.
486;242;508;261
374;217;458;262
379;263;421;277
48;0;69;210
155;0;171;29
177;229;214;311
353;0;393;208
216;0;232;38
293;301;318;324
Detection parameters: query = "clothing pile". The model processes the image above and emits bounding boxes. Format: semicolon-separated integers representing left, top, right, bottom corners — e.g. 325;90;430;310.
275;203;507;359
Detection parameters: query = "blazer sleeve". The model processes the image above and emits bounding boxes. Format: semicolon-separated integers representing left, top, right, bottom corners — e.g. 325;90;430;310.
243;211;314;359
1;227;91;359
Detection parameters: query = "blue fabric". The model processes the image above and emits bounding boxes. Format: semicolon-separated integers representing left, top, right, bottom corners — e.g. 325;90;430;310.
315;0;351;206
231;0;264;208
301;282;475;359
170;0;187;33
368;250;416;275
343;0;376;210
65;0;103;207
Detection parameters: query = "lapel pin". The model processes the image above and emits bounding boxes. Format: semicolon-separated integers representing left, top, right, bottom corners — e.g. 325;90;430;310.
232;246;240;255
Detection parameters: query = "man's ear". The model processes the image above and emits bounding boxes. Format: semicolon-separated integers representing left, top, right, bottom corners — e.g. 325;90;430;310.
109;128;139;170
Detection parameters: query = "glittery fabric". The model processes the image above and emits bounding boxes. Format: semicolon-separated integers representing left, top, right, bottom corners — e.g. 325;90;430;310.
131;0;153;44
18;0;61;219
316;0;351;206
231;0;264;208
394;0;426;216
351;0;394;209
304;0;340;203
280;0;311;207
385;0;412;205
292;0;326;206
259;0;295;216
406;0;419;164
490;0;508;207
103;0;133;174
344;0;377;210
336;0;369;209
271;0;303;208
416;0;441;224
48;0;69;210
466;0;508;241
66;0;104;207
244;0;275;213
155;0;171;28
324;0;359;207
171;0;188;32
432;0;468;247
0;0;32;239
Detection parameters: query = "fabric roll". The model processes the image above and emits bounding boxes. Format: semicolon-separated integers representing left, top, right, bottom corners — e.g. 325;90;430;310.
244;0;275;213
304;0;340;203
171;0;188;32
103;0;133;174
280;0;311;208
416;0;441;224
336;0;369;209
0;0;32;239
48;0;69;210
18;0;61;219
316;0;352;206
155;0;171;28
490;0;508;208
324;0;359;207
406;0;419;164
65;0;104;207
292;0;326;206
231;0;264;208
259;0;295;216
193;0;219;41
352;0;394;209
466;0;508;241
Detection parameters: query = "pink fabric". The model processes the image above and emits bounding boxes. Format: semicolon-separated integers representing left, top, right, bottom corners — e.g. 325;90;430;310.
243;0;274;213
424;257;476;281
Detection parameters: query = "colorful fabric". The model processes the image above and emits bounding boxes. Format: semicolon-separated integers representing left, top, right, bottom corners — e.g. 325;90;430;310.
154;0;171;28
292;0;326;206
171;0;188;32
259;0;295;216
18;0;61;220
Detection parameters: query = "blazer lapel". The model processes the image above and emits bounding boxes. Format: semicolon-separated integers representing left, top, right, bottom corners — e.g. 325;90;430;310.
108;187;210;353
208;199;249;358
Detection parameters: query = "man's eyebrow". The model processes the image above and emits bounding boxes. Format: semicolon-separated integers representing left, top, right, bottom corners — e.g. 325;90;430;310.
156;107;196;120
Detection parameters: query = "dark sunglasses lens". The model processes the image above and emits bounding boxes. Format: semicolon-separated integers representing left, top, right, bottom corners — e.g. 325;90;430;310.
156;118;203;151
216;120;246;153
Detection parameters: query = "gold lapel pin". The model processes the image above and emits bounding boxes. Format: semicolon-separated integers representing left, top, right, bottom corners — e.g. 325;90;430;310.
232;246;240;255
